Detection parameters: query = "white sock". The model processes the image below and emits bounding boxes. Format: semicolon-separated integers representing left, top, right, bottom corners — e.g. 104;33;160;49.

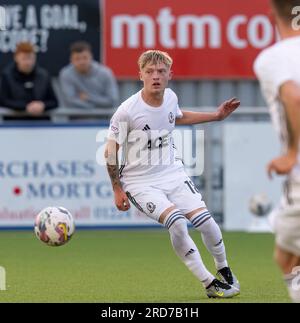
190;210;228;271
284;271;300;303
165;210;215;288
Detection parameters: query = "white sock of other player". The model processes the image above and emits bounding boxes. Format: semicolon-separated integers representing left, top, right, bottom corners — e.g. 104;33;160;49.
284;271;300;303
190;210;228;271
165;209;215;288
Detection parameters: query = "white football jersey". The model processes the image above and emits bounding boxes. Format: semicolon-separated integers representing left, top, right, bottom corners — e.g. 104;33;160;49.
107;88;184;184
254;36;300;181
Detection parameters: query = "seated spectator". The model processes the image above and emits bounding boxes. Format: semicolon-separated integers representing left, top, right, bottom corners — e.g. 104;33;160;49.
59;41;119;109
0;42;58;115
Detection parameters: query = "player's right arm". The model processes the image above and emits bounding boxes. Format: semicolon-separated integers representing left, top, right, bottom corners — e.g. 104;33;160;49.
105;139;130;211
105;105;130;211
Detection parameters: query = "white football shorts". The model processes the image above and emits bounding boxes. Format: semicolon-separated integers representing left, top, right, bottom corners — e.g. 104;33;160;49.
122;171;206;222
270;180;300;256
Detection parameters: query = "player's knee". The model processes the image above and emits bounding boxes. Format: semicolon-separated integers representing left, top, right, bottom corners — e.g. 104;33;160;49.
164;210;185;228
197;216;220;235
172;218;188;232
169;219;189;249
166;214;188;237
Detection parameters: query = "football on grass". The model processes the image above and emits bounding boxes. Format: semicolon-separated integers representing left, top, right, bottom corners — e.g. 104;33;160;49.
34;207;75;246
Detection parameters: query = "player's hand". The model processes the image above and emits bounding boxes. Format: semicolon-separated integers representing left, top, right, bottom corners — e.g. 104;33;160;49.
26;101;45;115
114;189;130;211
216;98;240;121
267;151;298;179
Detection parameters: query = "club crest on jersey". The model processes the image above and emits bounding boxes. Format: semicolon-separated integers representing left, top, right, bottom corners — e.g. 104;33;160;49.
168;112;175;124
146;202;156;213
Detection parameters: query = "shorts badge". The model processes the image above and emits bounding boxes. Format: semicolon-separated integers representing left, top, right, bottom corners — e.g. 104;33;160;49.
146;202;156;213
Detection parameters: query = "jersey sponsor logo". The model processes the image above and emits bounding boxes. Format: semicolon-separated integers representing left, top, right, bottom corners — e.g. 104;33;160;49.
146;202;156;213
146;134;170;151
168;112;175;124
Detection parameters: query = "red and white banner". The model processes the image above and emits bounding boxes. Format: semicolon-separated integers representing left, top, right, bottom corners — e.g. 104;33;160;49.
102;0;276;79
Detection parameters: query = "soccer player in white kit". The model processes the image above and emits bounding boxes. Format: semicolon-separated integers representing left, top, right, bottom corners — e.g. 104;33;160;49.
254;0;300;303
105;50;240;298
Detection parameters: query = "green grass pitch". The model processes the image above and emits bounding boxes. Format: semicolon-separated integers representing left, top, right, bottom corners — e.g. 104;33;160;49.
0;230;290;303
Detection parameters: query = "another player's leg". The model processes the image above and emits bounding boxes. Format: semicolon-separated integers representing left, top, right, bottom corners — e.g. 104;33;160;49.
160;207;238;298
186;208;240;292
272;204;300;303
274;245;300;303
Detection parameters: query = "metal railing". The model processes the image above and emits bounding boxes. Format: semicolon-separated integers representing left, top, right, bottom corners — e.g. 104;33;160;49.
0;105;271;225
0;106;117;123
0;106;270;123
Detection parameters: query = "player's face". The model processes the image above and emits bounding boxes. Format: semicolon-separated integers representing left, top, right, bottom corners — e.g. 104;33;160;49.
140;62;172;95
14;52;36;74
71;50;92;74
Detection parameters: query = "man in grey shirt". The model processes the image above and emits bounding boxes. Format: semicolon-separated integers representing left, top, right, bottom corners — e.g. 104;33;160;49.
59;41;119;109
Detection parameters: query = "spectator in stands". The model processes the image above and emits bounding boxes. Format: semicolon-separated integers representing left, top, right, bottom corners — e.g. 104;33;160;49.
0;42;58;115
59;41;119;109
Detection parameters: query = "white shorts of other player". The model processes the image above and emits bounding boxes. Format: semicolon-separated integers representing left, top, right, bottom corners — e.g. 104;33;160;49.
122;170;206;222
269;179;300;257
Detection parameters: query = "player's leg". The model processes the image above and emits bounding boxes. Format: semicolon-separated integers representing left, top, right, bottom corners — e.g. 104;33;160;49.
125;185;237;297
272;204;300;303
186;208;239;291
186;208;228;270
274;245;300;274
168;175;240;292
126;186;215;287
159;207;215;288
274;246;300;303
159;207;238;298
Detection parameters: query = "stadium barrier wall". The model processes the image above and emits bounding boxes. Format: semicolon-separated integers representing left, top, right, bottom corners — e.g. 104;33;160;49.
0;107;280;231
0;120;198;229
0;123;153;228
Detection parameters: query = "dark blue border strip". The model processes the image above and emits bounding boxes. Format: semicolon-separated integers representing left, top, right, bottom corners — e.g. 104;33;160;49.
0;121;110;128
0;224;163;231
0;224;194;231
0;122;192;129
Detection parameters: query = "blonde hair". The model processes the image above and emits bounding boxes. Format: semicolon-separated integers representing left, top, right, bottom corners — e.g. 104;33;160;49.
138;50;173;70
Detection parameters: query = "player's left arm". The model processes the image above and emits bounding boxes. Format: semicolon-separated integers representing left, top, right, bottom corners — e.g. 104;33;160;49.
267;81;300;178
175;98;240;125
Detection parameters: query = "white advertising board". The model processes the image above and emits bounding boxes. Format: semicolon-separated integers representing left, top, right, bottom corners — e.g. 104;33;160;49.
0;125;155;228
223;123;283;231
